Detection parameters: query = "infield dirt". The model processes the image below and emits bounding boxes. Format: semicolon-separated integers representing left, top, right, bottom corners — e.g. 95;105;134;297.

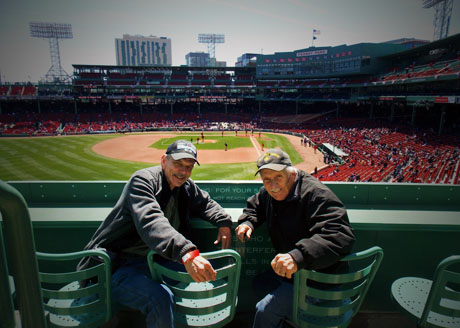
92;132;325;174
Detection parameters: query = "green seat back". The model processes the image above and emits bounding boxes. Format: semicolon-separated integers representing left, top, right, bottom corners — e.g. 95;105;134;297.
36;250;112;328
421;255;460;326
147;249;241;328
292;246;384;328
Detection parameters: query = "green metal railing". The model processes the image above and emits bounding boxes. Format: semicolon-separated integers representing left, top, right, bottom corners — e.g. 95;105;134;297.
0;180;47;328
0;219;15;328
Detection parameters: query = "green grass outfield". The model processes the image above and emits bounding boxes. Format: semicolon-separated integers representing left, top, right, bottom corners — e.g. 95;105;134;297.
151;133;253;150
0;132;302;181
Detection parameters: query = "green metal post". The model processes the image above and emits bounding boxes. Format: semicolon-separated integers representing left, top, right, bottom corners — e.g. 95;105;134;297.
0;223;15;328
0;181;47;328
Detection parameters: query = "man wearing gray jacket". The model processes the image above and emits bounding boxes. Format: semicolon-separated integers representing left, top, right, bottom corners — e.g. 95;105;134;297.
78;139;233;328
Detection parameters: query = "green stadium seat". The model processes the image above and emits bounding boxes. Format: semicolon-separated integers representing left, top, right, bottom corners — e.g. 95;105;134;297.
291;246;384;328
36;249;112;328
147;249;241;328
391;255;460;328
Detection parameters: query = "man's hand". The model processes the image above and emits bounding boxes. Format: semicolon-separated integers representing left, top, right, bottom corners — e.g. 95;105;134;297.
271;253;298;279
214;226;232;249
235;224;253;243
184;255;217;283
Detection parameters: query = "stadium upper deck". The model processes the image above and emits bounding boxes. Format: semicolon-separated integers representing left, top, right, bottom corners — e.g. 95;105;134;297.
0;33;459;105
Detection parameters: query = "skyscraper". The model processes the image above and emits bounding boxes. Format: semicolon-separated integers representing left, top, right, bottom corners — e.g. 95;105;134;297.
115;34;172;66
185;52;210;67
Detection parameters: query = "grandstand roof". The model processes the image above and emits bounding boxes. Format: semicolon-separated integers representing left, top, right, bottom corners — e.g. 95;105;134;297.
380;32;460;60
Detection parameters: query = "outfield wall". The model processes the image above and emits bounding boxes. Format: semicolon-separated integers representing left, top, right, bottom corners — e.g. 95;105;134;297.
3;181;460;315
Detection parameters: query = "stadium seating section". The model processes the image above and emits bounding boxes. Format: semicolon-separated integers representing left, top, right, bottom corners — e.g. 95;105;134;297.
381;58;460;83
1;42;459;185
1;98;458;185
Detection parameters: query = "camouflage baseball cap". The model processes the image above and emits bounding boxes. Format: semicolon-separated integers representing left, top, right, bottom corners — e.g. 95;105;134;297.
255;148;292;175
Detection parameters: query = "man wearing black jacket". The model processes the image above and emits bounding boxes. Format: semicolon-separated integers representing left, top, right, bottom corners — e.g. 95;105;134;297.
235;148;355;328
78;139;233;328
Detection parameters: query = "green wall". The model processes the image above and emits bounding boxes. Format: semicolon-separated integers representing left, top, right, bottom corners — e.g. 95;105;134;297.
3;181;460;313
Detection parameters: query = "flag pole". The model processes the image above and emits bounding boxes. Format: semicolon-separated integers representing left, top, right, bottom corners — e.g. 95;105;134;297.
312;29;320;47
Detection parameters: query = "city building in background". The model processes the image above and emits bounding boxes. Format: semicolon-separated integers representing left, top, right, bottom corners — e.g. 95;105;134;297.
384;38;430;49
115;34;171;66
236;53;260;67
186;52;210;67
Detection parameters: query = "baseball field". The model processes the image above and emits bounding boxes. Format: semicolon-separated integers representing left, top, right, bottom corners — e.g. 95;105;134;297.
0;131;323;181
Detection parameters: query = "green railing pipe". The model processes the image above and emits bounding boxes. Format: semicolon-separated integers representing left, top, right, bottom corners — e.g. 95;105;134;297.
0;222;15;328
0;181;47;328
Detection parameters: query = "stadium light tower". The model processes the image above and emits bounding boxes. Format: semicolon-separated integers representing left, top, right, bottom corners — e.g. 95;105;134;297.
198;33;225;66
423;0;453;40
29;22;73;83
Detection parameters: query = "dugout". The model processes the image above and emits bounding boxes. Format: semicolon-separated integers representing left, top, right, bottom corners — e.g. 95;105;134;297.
319;142;348;164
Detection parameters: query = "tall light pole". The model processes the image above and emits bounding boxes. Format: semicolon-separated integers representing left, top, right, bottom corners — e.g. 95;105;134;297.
29;22;73;83
198;33;225;66
423;0;453;40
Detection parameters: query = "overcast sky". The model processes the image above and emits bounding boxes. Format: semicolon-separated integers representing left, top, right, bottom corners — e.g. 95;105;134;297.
1;0;459;83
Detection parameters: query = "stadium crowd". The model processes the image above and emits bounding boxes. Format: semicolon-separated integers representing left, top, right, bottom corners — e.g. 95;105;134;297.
305;119;459;184
1;99;458;184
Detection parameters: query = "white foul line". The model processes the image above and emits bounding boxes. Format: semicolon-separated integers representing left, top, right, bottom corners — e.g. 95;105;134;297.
250;136;262;156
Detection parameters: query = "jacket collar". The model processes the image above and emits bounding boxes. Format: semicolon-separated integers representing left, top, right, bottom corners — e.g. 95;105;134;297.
284;170;300;202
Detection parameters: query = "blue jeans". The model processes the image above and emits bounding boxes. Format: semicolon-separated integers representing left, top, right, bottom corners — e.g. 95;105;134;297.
252;270;350;328
252;269;294;328
111;257;177;328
